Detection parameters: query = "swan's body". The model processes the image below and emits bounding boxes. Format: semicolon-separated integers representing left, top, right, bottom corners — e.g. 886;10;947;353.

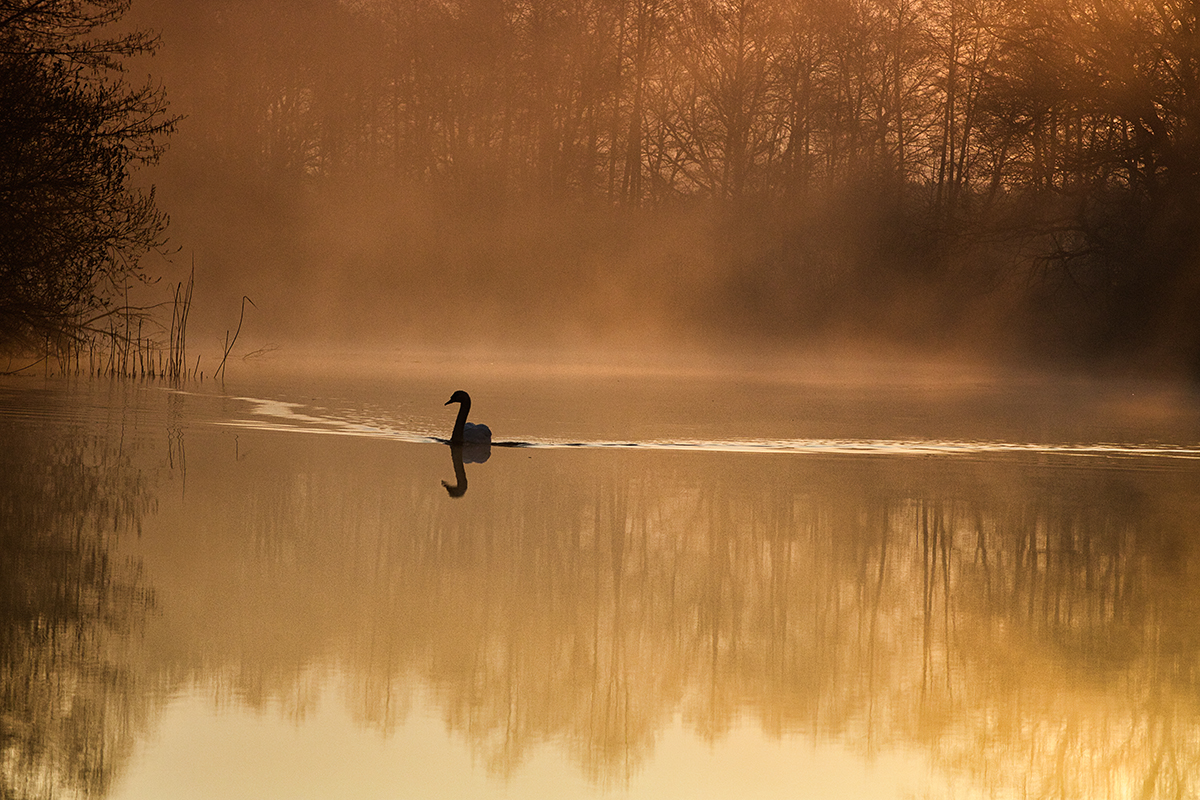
445;390;492;445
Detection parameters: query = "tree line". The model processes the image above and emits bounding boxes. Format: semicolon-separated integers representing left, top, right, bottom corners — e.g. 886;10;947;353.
157;0;1200;369
4;0;1198;367
186;0;1198;211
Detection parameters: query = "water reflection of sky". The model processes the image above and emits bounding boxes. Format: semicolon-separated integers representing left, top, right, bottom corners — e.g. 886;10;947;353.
116;687;933;800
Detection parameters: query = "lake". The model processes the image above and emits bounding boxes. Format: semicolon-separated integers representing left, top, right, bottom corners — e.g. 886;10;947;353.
3;355;1200;799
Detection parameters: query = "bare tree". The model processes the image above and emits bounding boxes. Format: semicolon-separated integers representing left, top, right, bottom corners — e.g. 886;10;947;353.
0;0;176;351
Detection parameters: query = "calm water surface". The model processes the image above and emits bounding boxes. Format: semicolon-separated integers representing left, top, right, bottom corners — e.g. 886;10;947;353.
4;360;1200;799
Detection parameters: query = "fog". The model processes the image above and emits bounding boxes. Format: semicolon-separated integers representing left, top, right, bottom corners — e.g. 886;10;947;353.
124;0;1200;375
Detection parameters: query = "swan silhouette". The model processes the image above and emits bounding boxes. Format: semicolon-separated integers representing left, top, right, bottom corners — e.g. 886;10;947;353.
445;390;492;445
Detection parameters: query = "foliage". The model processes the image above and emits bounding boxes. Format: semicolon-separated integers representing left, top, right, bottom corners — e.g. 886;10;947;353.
168;0;1198;202
155;0;1200;368
0;0;176;351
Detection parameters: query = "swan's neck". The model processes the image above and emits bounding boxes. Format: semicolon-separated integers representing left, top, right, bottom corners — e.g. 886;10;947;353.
450;399;471;444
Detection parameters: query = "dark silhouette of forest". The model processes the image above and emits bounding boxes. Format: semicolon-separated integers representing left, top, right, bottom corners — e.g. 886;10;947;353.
139;0;1200;373
6;0;1200;373
0;1;175;356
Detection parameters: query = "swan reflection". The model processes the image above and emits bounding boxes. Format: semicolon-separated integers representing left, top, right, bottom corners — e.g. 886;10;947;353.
442;442;490;497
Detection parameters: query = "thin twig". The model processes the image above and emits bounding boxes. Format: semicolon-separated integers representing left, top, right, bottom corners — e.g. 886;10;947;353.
215;295;256;382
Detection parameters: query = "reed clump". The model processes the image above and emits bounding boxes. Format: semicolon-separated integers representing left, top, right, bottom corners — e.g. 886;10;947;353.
3;265;203;382
166;266;195;382
2;261;264;383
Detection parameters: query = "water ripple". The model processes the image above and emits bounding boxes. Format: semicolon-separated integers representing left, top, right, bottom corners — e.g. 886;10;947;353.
214;393;1200;460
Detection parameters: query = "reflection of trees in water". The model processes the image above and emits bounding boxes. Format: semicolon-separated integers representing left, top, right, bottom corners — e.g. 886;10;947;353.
908;470;1200;797
0;420;158;800
423;458;1200;793
219;444;1200;796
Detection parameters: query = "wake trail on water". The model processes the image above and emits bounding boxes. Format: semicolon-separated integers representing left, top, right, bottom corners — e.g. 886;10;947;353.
200;392;1200;461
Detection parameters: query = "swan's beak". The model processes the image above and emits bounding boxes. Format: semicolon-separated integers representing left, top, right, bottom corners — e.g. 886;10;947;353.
444;398;453;406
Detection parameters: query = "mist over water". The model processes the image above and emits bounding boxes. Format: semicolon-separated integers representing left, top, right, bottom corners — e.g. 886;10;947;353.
118;0;1200;376
136;172;1051;369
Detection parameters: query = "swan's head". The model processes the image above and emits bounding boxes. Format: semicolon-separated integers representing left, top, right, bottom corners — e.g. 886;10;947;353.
445;390;471;406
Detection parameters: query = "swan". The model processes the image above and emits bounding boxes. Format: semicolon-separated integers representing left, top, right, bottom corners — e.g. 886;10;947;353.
445;390;492;445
